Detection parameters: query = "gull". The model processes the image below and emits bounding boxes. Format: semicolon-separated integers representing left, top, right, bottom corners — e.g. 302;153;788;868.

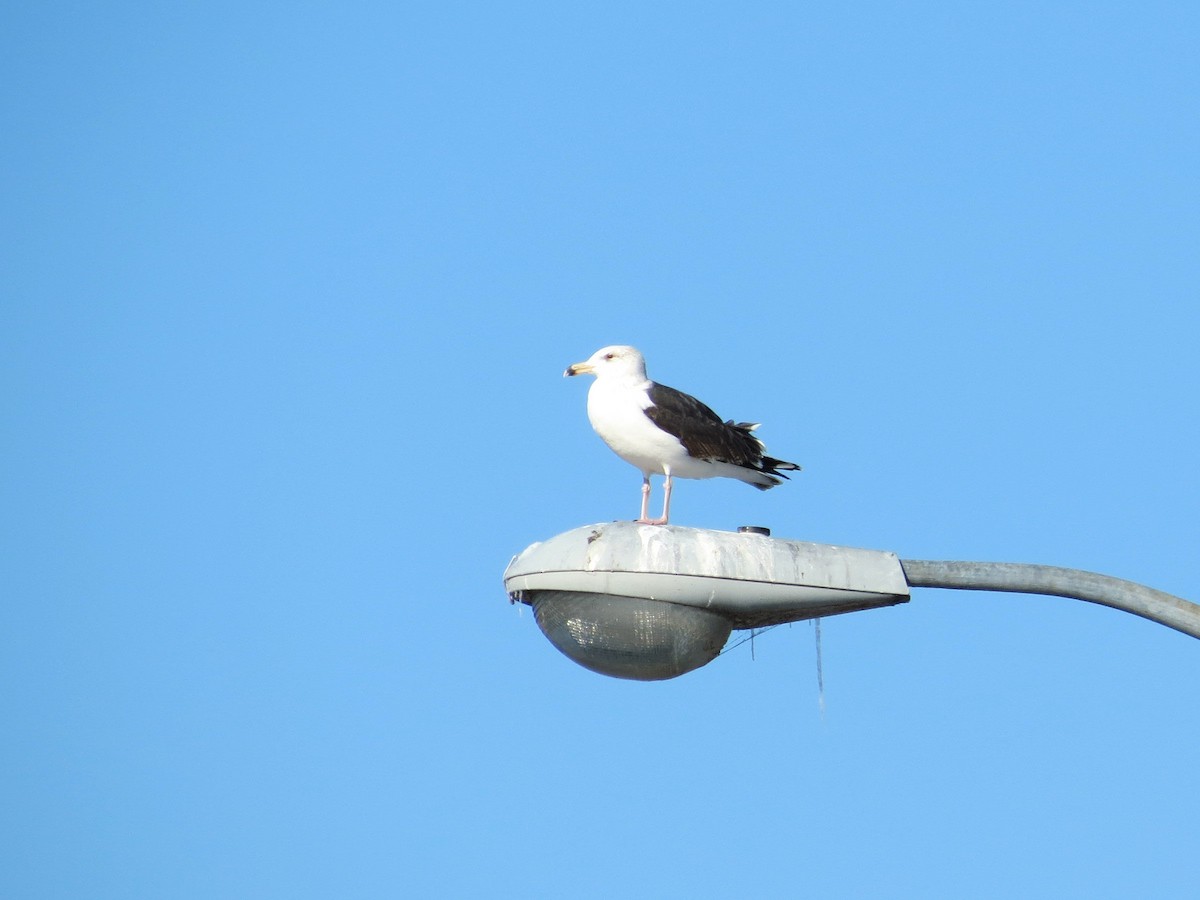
565;345;800;524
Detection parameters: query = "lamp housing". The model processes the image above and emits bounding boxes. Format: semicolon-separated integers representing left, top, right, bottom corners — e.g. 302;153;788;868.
505;522;910;680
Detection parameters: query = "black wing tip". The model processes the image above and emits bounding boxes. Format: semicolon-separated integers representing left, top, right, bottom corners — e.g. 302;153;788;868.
745;458;801;490
762;456;802;475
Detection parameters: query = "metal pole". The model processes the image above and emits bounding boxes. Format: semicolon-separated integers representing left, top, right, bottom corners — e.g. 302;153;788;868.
899;559;1200;640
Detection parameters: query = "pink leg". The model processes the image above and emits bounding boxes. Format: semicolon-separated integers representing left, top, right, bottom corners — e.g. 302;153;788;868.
637;474;672;525
638;476;652;522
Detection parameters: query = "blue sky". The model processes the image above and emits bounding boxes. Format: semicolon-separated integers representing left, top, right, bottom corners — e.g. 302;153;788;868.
3;2;1198;897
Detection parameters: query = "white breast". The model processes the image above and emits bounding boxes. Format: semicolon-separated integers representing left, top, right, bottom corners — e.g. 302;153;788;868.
586;379;691;476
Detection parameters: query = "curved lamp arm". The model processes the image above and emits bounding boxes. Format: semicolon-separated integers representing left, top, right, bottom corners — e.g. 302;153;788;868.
900;559;1200;640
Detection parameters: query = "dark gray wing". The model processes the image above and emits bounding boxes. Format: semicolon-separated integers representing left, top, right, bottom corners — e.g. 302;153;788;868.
644;382;768;468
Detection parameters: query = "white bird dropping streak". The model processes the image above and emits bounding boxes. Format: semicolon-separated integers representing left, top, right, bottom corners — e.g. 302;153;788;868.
814;618;826;720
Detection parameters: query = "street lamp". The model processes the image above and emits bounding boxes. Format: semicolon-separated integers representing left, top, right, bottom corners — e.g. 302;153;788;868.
504;521;1200;681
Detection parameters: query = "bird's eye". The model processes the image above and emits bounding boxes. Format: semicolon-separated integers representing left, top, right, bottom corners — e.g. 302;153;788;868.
604;352;615;360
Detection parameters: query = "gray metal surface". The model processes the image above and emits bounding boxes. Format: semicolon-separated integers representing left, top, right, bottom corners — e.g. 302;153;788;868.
505;525;1197;681
505;521;911;628
901;559;1200;639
